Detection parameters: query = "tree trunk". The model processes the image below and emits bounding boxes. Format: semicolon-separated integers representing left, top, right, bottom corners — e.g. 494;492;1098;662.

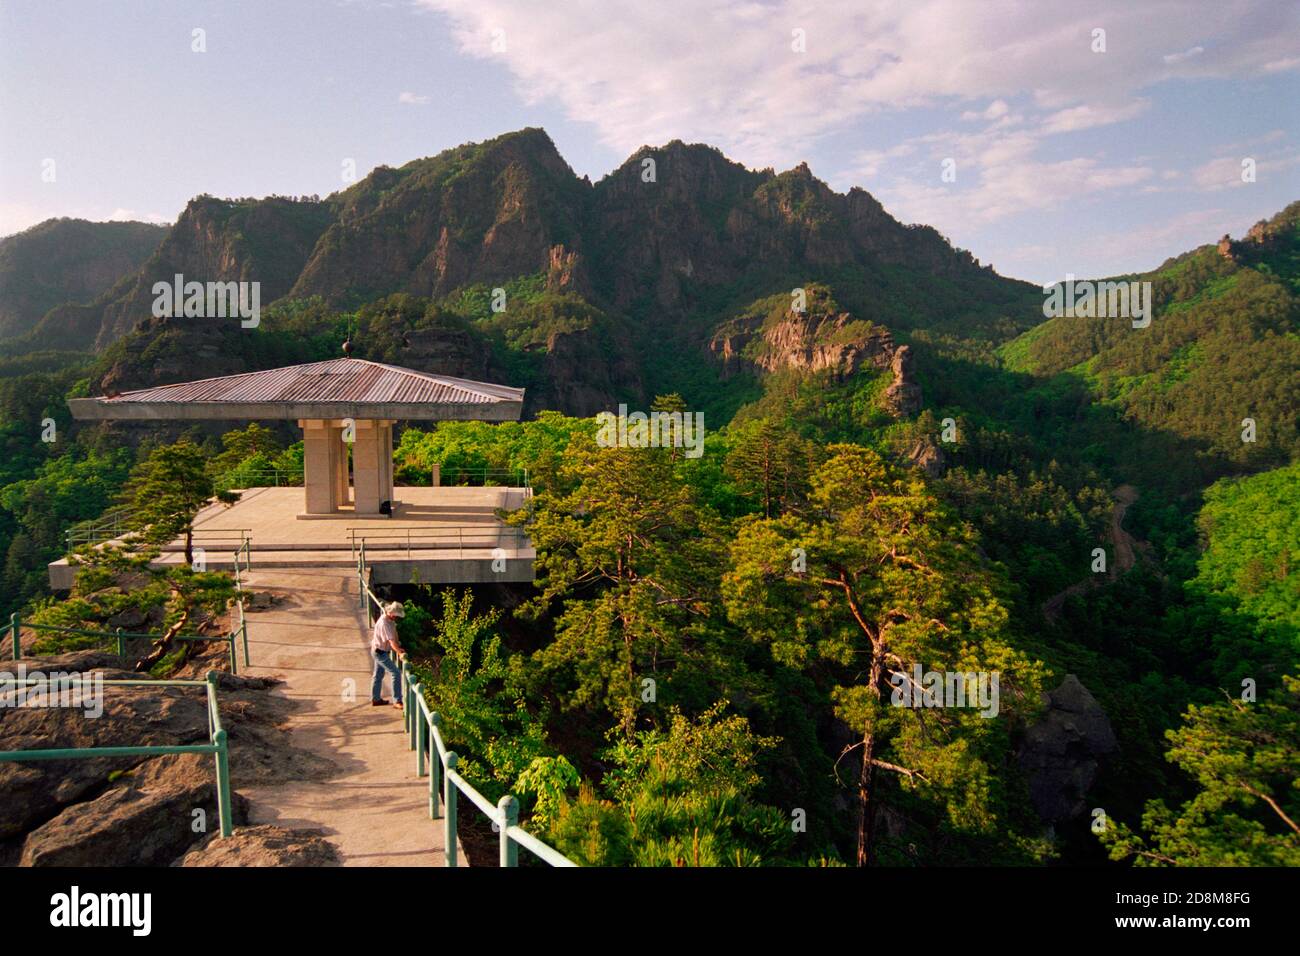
134;611;190;672
856;642;885;866
184;527;193;568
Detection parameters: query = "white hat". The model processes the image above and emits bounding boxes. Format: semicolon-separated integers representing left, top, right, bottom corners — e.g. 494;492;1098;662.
384;601;405;618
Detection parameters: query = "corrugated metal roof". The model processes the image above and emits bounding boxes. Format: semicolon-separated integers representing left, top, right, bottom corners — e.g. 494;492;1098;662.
97;359;524;407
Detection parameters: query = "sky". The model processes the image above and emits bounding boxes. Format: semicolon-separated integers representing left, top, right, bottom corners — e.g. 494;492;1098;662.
1;0;1297;284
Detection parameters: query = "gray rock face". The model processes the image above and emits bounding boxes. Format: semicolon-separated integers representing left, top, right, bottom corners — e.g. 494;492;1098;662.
905;436;946;477
1017;675;1118;824
0;665;211;840
708;309;896;381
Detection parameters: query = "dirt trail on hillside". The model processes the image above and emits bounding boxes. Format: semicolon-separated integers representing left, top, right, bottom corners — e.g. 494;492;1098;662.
1042;484;1143;623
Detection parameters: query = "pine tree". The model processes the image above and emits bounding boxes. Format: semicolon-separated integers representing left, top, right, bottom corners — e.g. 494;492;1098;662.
121;439;233;565
724;444;1048;865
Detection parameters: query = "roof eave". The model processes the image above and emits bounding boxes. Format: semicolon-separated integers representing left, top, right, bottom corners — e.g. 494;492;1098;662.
68;397;525;423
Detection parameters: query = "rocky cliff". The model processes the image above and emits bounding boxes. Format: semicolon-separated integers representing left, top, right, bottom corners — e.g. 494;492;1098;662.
708;294;924;418
32;196;333;351
14;128;1039;420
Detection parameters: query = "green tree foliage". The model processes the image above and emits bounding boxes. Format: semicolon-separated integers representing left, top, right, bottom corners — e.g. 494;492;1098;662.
395;412;592;492
546;703;799;866
723;417;818;517
407;588;556;807
1103;677;1300;866
1192;463;1300;632
724;445;1049;864
0;449;132;607
518;433;726;735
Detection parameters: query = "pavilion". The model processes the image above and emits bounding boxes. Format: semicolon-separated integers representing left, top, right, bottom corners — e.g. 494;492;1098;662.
68;358;525;517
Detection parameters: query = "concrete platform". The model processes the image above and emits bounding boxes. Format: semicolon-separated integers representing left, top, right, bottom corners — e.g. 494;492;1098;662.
48;485;536;589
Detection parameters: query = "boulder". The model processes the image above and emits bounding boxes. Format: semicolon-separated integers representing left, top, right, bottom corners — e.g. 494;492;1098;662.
174;825;340;867
0;663;209;839
20;752;249;866
1;653;331;862
905;436;946;477
1017;675;1118;824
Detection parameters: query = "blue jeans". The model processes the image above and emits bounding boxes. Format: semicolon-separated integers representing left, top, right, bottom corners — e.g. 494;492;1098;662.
371;649;401;702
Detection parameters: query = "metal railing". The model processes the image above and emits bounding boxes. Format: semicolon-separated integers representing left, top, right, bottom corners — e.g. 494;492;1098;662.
348;525;531;562
355;555;574;867
65;505;136;549
5;615;244;672
434;466;529;488
187;528;254;552
231;543;251;667
213;465;303;495
0;671;235;837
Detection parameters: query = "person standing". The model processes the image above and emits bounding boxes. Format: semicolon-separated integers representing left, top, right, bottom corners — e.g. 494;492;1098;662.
370;601;406;709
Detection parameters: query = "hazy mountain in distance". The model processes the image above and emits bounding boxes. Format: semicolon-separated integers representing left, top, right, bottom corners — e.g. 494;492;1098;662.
0;218;167;338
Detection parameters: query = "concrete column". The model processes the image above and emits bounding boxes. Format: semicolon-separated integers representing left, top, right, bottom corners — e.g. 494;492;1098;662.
334;426;351;506
382;422;395;504
352;420;383;515
301;420;338;514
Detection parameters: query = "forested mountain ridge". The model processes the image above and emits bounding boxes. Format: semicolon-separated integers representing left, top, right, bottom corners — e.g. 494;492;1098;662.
1001;201;1300;473
0;218;166;339
29;196;336;351
5;129;1036;387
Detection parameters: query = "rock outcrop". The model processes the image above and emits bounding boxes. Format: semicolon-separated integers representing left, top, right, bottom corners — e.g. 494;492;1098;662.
19;753;251;866
1017;675;1118;825
905;435;946;477
710;309;895;381
710;306;924;419
175;824;340;866
0;651;335;866
882;344;922;417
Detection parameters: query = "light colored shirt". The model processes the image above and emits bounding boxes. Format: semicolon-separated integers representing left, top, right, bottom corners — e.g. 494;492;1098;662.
371;614;398;652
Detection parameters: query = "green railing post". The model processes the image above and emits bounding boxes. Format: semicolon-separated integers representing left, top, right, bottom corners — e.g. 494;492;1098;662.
228;635;238;675
429;712;443;819
357;542;368;614
214;727;233;837
499;795;519;868
10;612;19;661
208;671;233;838
398;660;407;735
414;683;426;777
241;619;249;668
444;752;458;867
115;627;125;660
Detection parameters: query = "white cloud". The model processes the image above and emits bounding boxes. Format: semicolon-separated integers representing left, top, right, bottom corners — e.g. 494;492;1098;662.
961;99;1010;122
1190;150;1300;191
1039;100;1150;135
1163;45;1204;65
416;0;1300;169
398;91;431;104
1261;56;1300;73
108;208;171;225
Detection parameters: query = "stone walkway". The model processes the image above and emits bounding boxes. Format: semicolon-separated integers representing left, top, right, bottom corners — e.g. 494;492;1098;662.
236;567;455;865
